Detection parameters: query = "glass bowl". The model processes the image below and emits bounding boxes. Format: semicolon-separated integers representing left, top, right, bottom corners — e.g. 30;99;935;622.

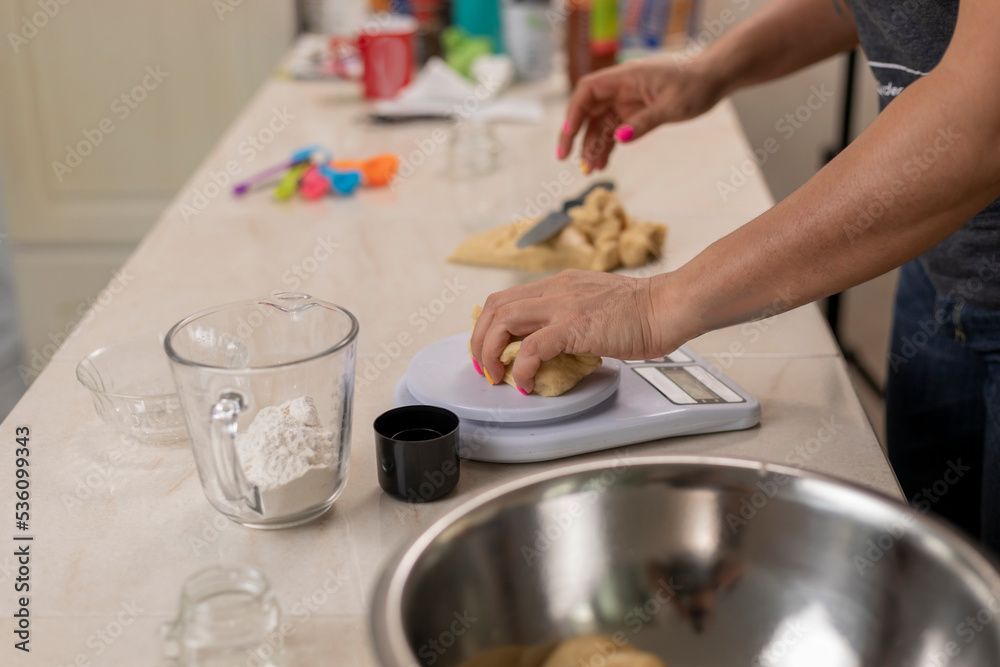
76;333;187;444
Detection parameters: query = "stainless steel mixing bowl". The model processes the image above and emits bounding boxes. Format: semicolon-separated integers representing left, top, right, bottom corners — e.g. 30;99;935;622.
372;456;1000;666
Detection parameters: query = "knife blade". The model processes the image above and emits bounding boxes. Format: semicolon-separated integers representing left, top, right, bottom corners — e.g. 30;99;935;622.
515;181;616;248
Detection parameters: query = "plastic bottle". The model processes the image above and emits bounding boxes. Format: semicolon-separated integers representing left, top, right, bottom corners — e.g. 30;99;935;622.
502;0;554;81
452;0;503;52
412;0;445;64
566;0;618;88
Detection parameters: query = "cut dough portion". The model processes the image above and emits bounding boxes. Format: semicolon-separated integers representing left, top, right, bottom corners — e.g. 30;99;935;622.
620;221;668;268
449;188;667;272
457;643;555;667
470;306;602;397
460;635;667;667
542;635;668;667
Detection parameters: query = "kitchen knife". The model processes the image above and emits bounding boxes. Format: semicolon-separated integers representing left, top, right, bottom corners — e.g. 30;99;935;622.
515;181;615;248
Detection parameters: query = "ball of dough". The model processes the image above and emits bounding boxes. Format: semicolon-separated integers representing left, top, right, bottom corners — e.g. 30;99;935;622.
540;634;667;667
470;306;602;397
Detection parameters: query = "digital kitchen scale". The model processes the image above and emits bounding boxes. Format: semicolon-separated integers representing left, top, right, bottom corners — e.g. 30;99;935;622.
393;333;761;463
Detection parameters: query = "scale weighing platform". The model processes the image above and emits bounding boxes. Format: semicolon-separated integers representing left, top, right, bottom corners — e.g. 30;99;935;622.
394;334;761;463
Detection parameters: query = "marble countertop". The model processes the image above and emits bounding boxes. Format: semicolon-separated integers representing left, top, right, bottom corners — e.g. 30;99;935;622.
0;60;899;665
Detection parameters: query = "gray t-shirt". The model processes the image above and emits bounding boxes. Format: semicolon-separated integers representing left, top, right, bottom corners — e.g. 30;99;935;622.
848;0;1000;309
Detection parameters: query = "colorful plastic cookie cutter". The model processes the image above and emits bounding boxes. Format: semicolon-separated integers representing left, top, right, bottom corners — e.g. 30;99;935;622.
232;145;327;196
300;165;331;200
319;164;363;195
274;163;310;201
333;154;400;187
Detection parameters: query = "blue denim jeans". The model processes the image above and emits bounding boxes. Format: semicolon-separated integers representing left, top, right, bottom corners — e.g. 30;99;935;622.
886;260;1000;555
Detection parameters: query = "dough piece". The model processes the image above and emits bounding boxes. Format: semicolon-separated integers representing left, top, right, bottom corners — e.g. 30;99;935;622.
499;340;603;397
603;654;669;667
460;636;665;667
620;221;668;268
541;635;667;667
449;189;667;273
470;306;602;397
458;644;555;667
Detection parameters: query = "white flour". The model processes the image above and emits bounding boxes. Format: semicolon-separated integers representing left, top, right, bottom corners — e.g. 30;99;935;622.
235;396;338;517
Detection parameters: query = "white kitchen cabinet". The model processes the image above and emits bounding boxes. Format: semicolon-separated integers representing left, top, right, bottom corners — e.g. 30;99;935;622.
0;0;296;372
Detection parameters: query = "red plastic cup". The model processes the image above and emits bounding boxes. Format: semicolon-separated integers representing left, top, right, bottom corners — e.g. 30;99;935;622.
356;14;417;100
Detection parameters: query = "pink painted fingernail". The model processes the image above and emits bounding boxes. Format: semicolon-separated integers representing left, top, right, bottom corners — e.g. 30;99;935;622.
517;386;529;396
614;125;634;143
472;358;483;375
562;121;569;133
557;145;564;159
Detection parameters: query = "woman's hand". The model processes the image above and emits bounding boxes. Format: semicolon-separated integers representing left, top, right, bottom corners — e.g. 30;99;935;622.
470;270;693;394
558;56;726;172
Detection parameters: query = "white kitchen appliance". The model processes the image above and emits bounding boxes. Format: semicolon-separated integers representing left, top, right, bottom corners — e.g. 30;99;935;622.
394;333;760;462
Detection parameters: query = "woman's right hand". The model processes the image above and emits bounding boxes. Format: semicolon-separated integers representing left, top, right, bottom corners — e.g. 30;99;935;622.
558;56;727;172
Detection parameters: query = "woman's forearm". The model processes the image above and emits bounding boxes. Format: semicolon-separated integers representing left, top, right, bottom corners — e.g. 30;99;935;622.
655;6;1000;346
698;0;859;97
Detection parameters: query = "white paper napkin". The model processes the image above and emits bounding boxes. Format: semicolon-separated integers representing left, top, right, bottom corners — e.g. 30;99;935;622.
373;57;545;123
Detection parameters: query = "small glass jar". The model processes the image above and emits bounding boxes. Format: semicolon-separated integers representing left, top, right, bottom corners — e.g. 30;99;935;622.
449;119;505;232
448;118;499;178
161;565;284;666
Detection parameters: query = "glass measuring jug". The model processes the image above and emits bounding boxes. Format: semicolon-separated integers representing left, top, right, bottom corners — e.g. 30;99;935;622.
165;293;358;529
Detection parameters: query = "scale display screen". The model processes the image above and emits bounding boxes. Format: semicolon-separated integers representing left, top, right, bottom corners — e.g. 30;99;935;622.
624;350;692;365
633;365;744;405
660;368;717;401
